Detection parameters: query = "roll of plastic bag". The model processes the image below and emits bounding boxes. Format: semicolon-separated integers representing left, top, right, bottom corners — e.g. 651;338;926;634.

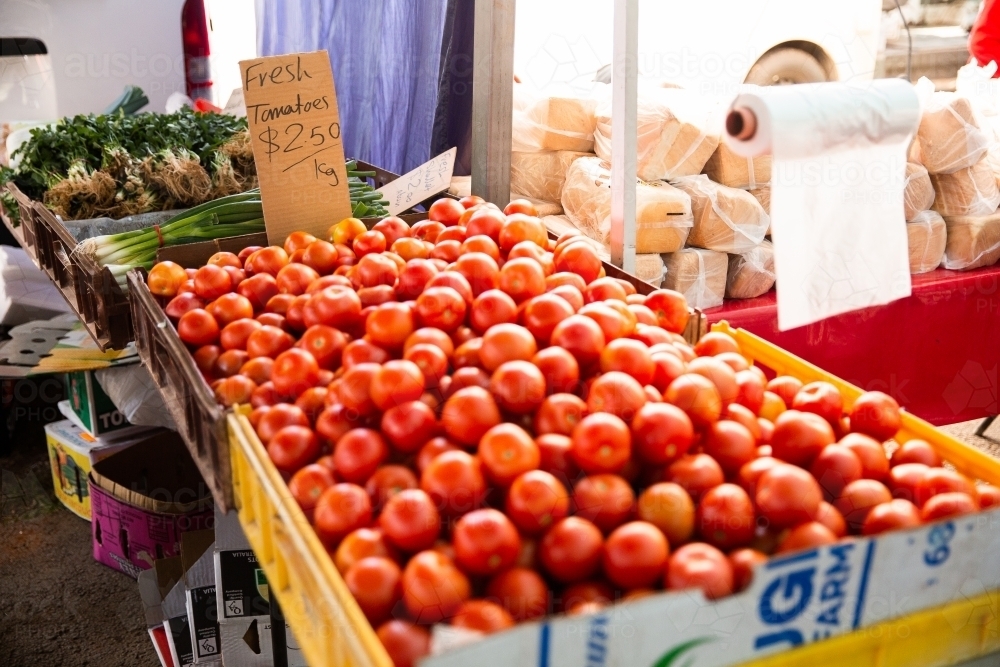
724;80;920;330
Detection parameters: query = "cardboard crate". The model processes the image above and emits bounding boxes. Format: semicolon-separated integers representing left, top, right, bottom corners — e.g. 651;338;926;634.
226;323;1000;667
89;431;214;577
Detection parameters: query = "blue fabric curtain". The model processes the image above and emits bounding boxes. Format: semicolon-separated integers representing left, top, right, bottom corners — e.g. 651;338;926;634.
256;0;449;175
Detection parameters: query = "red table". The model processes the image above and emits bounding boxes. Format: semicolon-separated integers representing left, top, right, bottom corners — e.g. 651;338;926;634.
704;266;1000;426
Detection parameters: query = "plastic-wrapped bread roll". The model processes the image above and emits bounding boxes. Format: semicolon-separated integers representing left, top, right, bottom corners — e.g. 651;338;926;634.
726;240;775;299
510;151;589;203
661;248;728;310
913;93;989;174
749;185;771;235
906;210;946;274
702;142;772;189
634;254;667;287
930;160;1000;217
512;88;598;153
904;163;935;221
672;175;770;253
594;87;719;181
561;157;693;253
942;211;1000;270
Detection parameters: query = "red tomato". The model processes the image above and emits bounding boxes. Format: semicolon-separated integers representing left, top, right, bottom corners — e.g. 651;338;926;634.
266;425;319;472
703;420;757;475
777;522;838;553
599;338;654;385
729;548;767;592
255;404;308;443
396;259;438;300
296;325;346;371
451;600;515;634
178;309;220;346
840;432;890;481
862;499;922;535
165;293;205;321
342;339;390;368
553;242;601;284
453;509;522;576
533;393;586;436
240;357;273;386
271;348;320;398
506;470;570;535
891;439;942;468
572;474;635;533
734;369;765;414
664;374;722;428
571;413;632;475
550;314;606;368
914;467;975;507
697;483;756;550
756;464;822;529
631;482;695;551
401;550;471;624
816;500;848;537
686;357;739;406
469;289;517;334
522;293;575;344
416;285;467;331
193;264;233;300
531;347;580;396
369;359;425;412
630;402;694;466
333;528;396;574
602;521;669;590
339;363;380;416
498;257;546;303
921;492;978;522
849;391;901;441
333;428;389;484
344;556;401;625
586;371;647;421
810;444;863;500
213;349;249;378
214;375;256;406
538;517;604;583
666;542;733;600
416;437;460;474
478;323;537;371
649;351;686;395
667;453;725;502
769;410;836;467
485;567;550;621
766;376;803;408
643;289;689;333
420;450;487;518
379;489;441;553
220;318;262;351
380;400;439;453
429;198;466;226
366;303;415;351
792;381;844;426
364;465;418;511
978;485;1000;509
887;462;929;504
313;483;372;544
834;479;893;532
736;456;781;499
490;360;547;414
549;284;585;312
441;386;502;447
276;263;320;295
376;621;429;667
535;433;579;487
246;325;295;359
498;214;546;252
479;423;540;486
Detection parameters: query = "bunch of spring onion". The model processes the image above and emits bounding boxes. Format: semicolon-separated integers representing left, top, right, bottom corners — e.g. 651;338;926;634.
347;161;391;218
78;190;264;291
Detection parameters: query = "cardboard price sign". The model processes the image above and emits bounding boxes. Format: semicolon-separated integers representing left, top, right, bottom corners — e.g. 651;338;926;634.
377;147;457;216
240;51;352;245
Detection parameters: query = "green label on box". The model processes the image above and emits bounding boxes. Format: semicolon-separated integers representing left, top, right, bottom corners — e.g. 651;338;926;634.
65;371;129;435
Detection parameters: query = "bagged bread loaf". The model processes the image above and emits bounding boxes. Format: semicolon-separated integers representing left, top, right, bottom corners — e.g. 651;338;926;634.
661;248;727;310
510;151;589;203
594;87;719;181
634;254;666;287
914;93;989;174
930;160;1000;217
750;185;771;235
942;211;1000;270
702;142;771;190
904;163;935;221
513;88;598;152
673;175;769;253
726;240;775;299
561;157;692;253
906;210;946;274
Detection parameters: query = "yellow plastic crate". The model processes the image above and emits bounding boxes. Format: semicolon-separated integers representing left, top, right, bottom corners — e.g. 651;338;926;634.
227;323;1000;667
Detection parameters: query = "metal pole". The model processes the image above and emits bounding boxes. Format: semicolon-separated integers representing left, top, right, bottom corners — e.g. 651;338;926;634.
609;0;638;273
471;0;516;205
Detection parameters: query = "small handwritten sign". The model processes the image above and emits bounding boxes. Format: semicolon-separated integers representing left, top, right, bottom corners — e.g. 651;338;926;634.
239;51;352;245
377;148;457;216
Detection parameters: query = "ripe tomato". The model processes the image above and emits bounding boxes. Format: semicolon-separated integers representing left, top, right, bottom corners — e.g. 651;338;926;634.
921;492;978;522
461;235;500;261
686;357;738;407
599;338;654;386
465;208;505;241
370;360;425;412
420;450;487;518
528;348;578;396
334;528;396;573
267;425;319;472
692;331;739;357
240;357;273;386
441;386;502;446
339;363;380;416
887;462;929;504
365;302;415;351
522;293;575;344
429;198;466;226
849;391;901;441
333;428;389;484
498;257;546;303
578;302;632;341
792;381;843;427
255;404;308;443
490;360;547;414
834;479;893;532
533;394;586;437
643;289;689;333
733;369;765;415
756;464;822;529
891;439;942;468
549;284;585;313
193;345;221;377
666;542;733;600
630;402;694;466
498;214;547;252
538;517;604;583
769;410;836;467
602;521;669;590
777;522;838;553
452;337;482;369
178;309;220;347
313;483;372;544
862;499;922;535
213;349;249;378
478;422;540;485
759;391;787;422
380;400;439;453
978;485;1000;509
839;432;890;481
147;261;188;297
342;339;390;368
220;318;262;351
271;348;320;397
697;483;756;550
664;374;722;428
506;470;570;535
729;548;767;592
415;285;467;331
636;482;695;547
376;620;429;667
736;456;781;499
470;289;517;334
193;264;233;301
479;323;537;371
165;293;205;321
416;437;460;474
451;600;515;634
572;474;635;533
315;402;355;444
364;465;418;511
246;324;295;359
486;567;550;621
379;489;441;553
649;351;685;395
297;325;346;371
816;500;848;537
535;433;579;487
550;314;606;368
914;467;975;507
214;375;256;406
810;444;863;500
766;376;803;408
447;366;490;394
702;420;756;475
276;263;320;296
395;258;438;300
586;371;647;421
401;550;471;624
571;413;632;475
554;242;602;284
453;509;521;576
344;556;401;625
667;453;725;502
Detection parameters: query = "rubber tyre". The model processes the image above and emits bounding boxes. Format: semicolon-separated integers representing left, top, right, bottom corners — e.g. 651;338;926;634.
745;48;828;86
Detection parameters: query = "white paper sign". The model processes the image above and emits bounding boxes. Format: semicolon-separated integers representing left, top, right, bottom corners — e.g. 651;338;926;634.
377;148;457;216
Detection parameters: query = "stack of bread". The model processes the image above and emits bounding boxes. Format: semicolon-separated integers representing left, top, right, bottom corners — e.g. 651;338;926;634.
914;89;1000;270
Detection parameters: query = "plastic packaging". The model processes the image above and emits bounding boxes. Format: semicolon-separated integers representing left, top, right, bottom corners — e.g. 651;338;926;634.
905;210;946;274
661;247;727;310
726;240;775;299
672;175;769;254
702;142;771;189
510;150;590;203
512;88;598;153
904;163;936;221
560;157;692;253
749;185;771;235
930;160;1000;217
634;254;667;287
912;92;989;174
942;210;1000;270
594;87;719;181
96;363;178;430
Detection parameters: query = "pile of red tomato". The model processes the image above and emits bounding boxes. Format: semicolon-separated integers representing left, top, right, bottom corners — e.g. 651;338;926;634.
147;196;1000;667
